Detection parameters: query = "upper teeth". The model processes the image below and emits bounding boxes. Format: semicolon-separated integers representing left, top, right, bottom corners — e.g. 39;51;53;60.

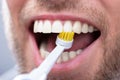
34;20;97;34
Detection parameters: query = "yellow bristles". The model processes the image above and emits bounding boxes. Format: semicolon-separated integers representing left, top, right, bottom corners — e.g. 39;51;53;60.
58;32;75;41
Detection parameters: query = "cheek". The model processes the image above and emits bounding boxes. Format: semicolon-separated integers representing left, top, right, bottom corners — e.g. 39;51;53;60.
7;0;27;14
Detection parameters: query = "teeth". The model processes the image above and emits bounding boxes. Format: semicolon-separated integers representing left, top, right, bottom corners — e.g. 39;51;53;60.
40;48;49;59
43;20;52;33
35;20;98;63
73;21;82;34
40;42;47;59
40;43;83;63
34;21;39;33
63;21;72;32
33;20;97;34
38;21;44;33
52;20;63;33
69;51;77;59
88;26;94;33
76;49;82;55
81;23;88;33
62;52;69;62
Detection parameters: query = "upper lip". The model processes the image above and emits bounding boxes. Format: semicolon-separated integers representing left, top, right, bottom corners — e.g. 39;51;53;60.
28;14;100;31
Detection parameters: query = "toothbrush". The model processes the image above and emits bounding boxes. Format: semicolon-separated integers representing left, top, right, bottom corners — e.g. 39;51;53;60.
13;32;74;80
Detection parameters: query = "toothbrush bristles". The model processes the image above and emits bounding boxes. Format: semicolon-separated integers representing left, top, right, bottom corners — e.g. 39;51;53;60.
58;32;75;41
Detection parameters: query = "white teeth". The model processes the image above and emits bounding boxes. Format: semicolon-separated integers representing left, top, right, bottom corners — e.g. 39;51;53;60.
52;20;63;33
63;21;72;32
38;21;44;33
40;42;47;58
34;21;39;33
34;20;98;64
34;20;97;34
40;48;46;59
62;52;69;62
40;49;49;59
88;26;94;33
73;21;82;34
43;20;52;33
82;23;89;33
69;51;77;59
76;49;82;55
40;42;83;63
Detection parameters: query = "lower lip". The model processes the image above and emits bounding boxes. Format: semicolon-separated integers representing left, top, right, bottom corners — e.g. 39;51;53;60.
30;33;100;72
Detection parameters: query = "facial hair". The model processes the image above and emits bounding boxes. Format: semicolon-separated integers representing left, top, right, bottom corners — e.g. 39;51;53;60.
94;34;120;80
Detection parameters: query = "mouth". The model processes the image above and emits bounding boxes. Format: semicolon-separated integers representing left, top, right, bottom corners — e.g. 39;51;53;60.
29;15;101;71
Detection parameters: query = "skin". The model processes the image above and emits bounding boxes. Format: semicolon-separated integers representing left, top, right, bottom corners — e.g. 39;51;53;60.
2;0;120;80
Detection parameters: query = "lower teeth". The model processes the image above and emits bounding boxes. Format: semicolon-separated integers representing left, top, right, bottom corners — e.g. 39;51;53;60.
39;42;83;64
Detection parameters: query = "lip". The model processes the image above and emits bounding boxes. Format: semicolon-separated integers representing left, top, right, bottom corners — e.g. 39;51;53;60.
32;14;89;21
28;14;101;72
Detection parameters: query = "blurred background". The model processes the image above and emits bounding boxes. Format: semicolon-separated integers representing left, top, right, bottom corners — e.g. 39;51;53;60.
0;0;16;77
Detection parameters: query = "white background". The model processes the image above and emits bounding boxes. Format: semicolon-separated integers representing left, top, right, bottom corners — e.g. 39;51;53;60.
0;0;15;75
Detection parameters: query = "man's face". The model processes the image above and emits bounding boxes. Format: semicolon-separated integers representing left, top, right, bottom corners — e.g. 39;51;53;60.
3;0;120;80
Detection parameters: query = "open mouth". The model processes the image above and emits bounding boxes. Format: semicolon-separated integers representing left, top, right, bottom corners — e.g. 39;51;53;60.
29;16;101;65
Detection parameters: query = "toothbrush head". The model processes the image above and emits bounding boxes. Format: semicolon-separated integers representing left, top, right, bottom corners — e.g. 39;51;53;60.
58;32;75;41
56;32;75;49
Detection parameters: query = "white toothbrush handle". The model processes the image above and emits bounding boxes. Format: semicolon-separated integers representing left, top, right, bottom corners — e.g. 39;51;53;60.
29;45;65;80
13;45;64;80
